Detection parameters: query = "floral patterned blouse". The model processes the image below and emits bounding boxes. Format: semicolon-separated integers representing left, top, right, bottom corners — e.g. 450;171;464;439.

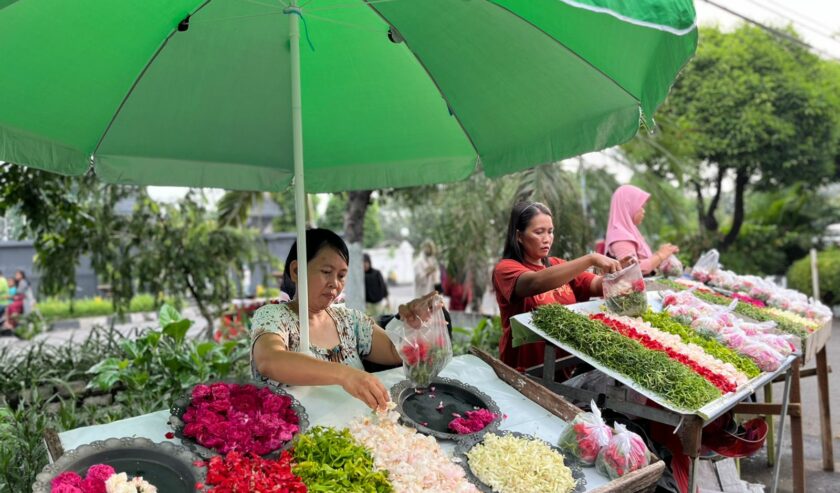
249;303;376;380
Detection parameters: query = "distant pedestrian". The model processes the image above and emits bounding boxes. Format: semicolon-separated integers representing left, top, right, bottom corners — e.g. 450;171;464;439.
363;254;390;316
413;239;440;298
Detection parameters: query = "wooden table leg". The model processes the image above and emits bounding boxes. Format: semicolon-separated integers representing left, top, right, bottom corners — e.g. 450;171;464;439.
682;419;703;493
816;346;835;471
791;361;805;493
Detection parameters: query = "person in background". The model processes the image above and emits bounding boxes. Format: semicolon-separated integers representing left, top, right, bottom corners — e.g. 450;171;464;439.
0;271;8;319
443;270;473;312
493;202;633;369
413;239;440;298
251;228;440;410
363;254;390;316
2;270;34;333
605;185;679;276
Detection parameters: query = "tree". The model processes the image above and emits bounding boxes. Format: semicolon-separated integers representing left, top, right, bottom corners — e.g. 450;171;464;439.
1;164;259;335
321;193;383;248
626;25;839;250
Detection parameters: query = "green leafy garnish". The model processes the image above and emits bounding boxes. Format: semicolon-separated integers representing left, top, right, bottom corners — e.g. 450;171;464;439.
292;426;393;493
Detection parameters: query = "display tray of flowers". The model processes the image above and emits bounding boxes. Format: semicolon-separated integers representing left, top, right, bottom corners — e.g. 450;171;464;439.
33;437;205;493
453;430;586;493
602;263;648;317
389;377;502;441
168;381;308;459
530;304;726;414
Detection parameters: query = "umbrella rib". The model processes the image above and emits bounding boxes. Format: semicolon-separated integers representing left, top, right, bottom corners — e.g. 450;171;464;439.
91;0;215;161
483;0;642;109
362;1;483;172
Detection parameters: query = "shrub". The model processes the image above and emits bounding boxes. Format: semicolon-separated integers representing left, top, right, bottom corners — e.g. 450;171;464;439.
787;249;840;306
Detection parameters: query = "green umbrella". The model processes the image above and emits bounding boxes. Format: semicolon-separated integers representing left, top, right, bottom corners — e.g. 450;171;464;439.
0;0;696;350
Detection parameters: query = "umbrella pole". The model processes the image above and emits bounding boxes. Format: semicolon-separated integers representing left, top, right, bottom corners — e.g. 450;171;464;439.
289;1;311;356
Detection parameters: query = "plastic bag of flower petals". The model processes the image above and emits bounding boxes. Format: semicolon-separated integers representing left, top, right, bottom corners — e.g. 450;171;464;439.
387;295;452;389
691;249;720;283
558;400;613;466
757;333;796;356
595;423;651;479
719;325;747;349
658;255;684;278
740;340;784;372
691;316;727;339
602;262;647;317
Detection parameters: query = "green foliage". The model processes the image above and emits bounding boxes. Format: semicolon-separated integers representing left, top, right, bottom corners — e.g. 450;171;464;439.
623;25;840;248
788;249;840;306
87;305;250;410
35;294;181;322
451;316;502;357
321;193;383;248
0;309;250;492
292;426;393;493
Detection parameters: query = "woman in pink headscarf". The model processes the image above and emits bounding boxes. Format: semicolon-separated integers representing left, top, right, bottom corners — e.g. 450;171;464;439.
605;185;679;275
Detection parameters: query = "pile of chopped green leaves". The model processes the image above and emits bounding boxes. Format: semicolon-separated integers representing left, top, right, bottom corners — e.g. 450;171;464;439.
291;426;393;493
657;280;809;338
641;310;761;379
532;304;720;410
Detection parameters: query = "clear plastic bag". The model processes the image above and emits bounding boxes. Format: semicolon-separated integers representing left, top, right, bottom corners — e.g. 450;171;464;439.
658;255;684;278
739;340;783;372
595;423;651;479
691;249;720;283
558;400;613;466
602;262;648;317
387;296;453;389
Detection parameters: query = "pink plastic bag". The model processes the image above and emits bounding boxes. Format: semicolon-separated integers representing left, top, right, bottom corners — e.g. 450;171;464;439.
658;255;684;278
558;401;613;466
596;423;651;479
387;295;452;388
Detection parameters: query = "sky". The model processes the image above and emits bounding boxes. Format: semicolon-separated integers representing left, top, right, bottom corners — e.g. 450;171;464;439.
146;0;840;205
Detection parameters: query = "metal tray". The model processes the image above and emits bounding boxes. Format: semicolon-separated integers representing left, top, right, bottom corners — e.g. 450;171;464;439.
453;430;586;493
169;379;309;459
390;377;501;441
32;437;204;493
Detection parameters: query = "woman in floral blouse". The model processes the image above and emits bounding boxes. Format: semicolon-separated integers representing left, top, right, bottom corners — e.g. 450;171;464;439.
251;228;437;410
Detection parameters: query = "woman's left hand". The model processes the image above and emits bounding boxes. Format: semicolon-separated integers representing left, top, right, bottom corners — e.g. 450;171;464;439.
398;291;442;329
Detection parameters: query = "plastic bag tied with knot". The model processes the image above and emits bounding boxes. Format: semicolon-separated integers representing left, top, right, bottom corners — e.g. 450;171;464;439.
558;400;613;466
387;295;453;389
596;423;651;479
602;262;647;317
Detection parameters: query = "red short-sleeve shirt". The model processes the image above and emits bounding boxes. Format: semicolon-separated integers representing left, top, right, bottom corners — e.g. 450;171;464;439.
493;257;597;369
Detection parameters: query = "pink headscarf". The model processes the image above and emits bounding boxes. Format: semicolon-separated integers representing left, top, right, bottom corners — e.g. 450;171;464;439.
605;185;653;260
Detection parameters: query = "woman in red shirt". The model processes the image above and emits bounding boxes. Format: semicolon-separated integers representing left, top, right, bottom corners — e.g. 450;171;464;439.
493;202;630;369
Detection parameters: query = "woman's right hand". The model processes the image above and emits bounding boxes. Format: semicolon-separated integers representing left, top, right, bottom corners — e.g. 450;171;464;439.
657;243;680;259
339;366;391;411
587;253;623;273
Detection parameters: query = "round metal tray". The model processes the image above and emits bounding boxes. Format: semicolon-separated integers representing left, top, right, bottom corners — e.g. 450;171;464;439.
169;379;309;459
32;437;204;493
390;377;501;441
453;430;586;493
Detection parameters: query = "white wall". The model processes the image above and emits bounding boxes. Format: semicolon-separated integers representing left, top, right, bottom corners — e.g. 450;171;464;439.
367;241;415;285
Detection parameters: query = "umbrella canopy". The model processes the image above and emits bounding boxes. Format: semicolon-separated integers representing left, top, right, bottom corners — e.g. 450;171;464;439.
0;0;696;352
0;0;696;192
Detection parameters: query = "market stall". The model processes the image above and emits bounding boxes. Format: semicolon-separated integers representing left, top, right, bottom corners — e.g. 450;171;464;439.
46;355;664;493
510;288;800;493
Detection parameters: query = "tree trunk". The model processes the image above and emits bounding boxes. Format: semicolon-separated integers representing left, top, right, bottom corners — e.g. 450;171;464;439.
703;166;726;232
185;273;215;340
344;191;372;244
721;169;749;250
692;180;705;230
